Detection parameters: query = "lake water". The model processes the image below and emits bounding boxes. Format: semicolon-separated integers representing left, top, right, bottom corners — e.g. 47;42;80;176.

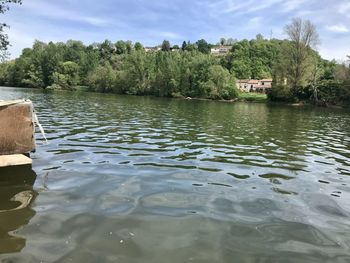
0;87;350;262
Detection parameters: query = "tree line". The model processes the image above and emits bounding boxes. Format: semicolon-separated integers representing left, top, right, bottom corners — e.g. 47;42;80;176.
0;16;349;105
0;40;238;99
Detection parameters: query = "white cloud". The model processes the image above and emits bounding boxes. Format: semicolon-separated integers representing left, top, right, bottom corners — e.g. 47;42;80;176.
20;0;110;27
224;0;284;14
326;24;349;33
81;17;109;27
282;0;309;12
204;0;284;17
162;32;183;40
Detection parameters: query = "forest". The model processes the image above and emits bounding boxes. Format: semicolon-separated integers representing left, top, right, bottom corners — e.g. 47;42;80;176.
0;19;349;105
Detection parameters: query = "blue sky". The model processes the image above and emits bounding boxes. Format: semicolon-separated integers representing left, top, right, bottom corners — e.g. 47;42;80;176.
3;0;350;61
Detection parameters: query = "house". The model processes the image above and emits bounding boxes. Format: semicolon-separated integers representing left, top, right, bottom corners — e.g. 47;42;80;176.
237;79;251;92
145;46;161;52
236;79;273;93
210;45;231;55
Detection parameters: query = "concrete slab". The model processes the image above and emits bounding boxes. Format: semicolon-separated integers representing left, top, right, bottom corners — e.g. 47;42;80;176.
0;154;32;168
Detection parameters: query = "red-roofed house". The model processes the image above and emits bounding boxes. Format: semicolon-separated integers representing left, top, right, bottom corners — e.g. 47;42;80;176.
237;79;272;93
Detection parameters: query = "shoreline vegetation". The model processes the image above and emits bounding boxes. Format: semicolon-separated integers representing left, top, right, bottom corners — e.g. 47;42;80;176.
0;19;349;107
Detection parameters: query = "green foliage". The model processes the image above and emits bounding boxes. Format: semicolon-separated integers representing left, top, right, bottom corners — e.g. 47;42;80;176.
161;40;171;52
185;42;197;52
267;19;349;105
305;80;350;106
202;65;238;99
238;92;267;103
52;61;80;90
86;49;238;100
134;42;144;51
268;84;295;102
114;40;132;54
0;0;22;60
220;38;226;46
0;33;347;105
87;63;116;93
196;39;211;54
271;19;320;102
181;41;187;51
222;38;281;79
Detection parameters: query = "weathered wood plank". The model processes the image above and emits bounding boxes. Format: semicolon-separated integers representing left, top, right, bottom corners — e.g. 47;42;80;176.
0;100;35;155
0;99;26;107
0;154;32;168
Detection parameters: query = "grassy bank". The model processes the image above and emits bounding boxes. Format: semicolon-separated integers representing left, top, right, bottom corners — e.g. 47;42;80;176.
238;92;267;103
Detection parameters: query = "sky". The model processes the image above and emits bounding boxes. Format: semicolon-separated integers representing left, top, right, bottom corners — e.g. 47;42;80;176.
3;0;350;61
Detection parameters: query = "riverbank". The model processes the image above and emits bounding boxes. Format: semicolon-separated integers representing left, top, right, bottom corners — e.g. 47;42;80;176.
237;92;267;103
4;85;349;108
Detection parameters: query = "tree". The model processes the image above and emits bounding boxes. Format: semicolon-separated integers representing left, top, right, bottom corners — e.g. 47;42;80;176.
115;40;127;54
256;34;264;41
99;40;115;61
161;40;171;52
88;63;116;92
226;38;236;45
52;61;80;90
283;18;320;91
134;42;144;51
196;39;211;54
181;41;187;51
125;40;133;54
185;42;197;52
0;0;22;60
220;38;226;46
202;65;238;99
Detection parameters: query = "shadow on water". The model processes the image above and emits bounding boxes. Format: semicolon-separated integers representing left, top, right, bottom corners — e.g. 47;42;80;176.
0;165;37;254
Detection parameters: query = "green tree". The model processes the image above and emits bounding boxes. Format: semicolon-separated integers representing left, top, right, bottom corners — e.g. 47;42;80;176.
283;18;319;90
220;38;226;46
196;39;211;54
0;0;22;60
98;40;115;61
202;65;238;99
115;40;127;55
181;41;187;51
88;62;116;93
226;38;236;45
185;42;197;52
256;34;264;41
134;42;144;51
161;40;171;52
52;61;80;90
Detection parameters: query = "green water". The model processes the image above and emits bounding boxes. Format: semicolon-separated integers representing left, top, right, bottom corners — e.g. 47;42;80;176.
0;87;350;262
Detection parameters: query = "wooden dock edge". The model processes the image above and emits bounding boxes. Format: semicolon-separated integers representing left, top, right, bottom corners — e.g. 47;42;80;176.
0;154;32;168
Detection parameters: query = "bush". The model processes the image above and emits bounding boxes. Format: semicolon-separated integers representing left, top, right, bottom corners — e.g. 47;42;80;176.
87;63;116;93
268;84;295;102
309;80;350;106
203;65;238;100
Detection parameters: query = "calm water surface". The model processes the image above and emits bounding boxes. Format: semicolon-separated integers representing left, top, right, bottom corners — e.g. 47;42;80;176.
0;87;350;262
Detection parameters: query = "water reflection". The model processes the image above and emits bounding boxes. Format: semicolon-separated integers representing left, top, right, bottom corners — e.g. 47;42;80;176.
0;165;37;254
0;87;349;262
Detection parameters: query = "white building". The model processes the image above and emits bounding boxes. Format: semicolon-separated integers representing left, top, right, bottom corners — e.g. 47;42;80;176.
237;79;273;93
210;46;231;55
145;46;161;52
